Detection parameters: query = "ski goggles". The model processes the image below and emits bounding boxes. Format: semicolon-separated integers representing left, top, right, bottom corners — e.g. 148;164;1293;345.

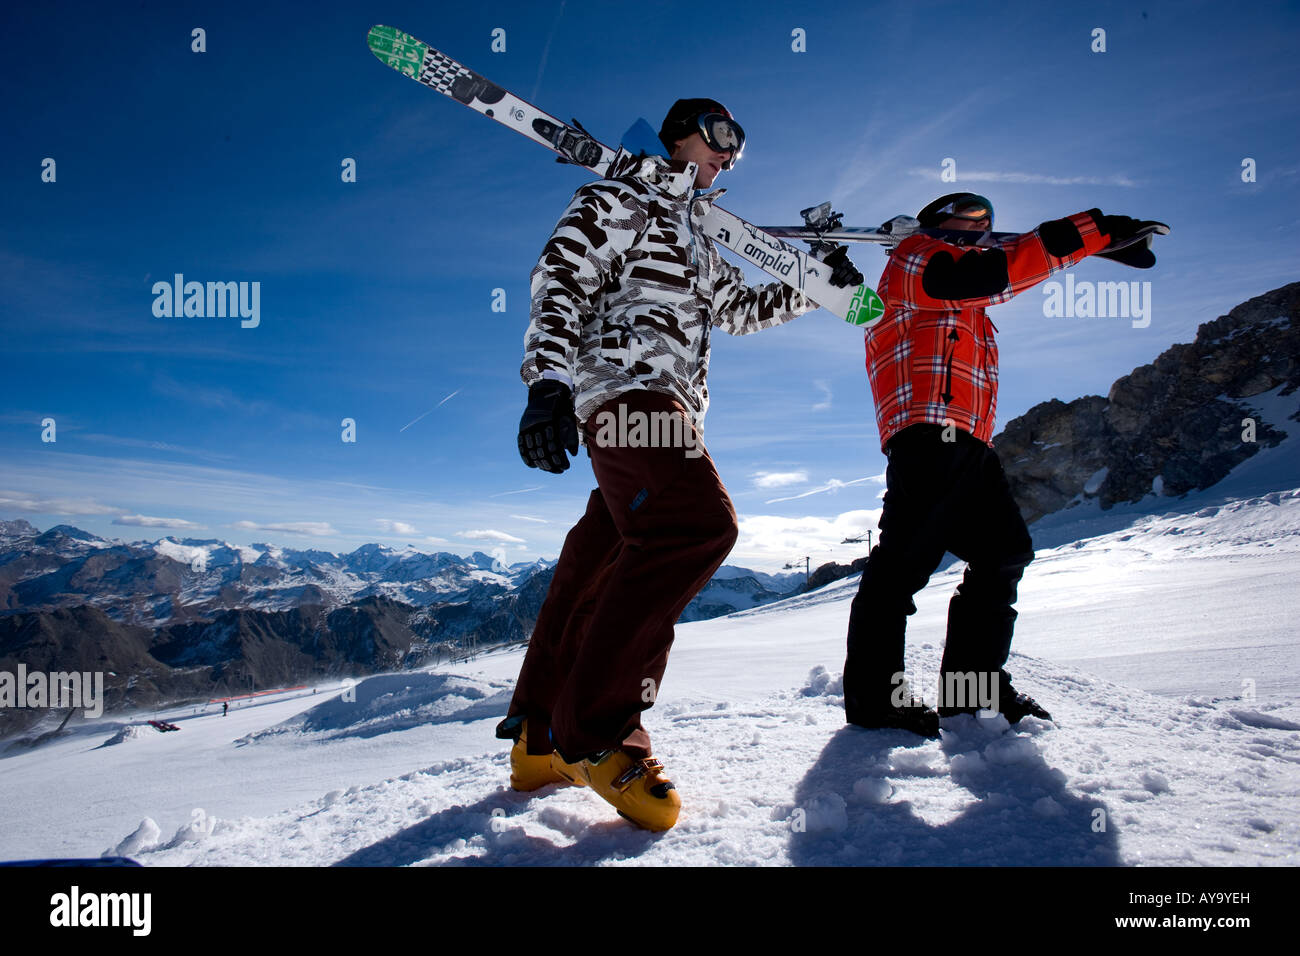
932;194;993;222
696;113;745;168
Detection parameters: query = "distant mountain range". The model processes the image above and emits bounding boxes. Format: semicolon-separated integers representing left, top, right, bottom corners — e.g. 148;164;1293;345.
0;521;549;620
0;521;802;738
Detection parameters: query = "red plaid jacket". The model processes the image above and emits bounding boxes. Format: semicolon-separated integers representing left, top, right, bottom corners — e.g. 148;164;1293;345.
866;210;1112;452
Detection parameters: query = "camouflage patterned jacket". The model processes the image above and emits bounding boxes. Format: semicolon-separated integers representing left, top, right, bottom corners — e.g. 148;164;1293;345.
520;151;815;433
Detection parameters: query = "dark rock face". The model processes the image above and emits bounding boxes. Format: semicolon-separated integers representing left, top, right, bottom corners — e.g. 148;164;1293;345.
995;282;1300;523
800;282;1300;591
804;557;869;593
0;565;560;739
0;605;210;739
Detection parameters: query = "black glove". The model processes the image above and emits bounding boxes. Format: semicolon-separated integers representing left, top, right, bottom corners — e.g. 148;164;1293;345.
822;245;864;288
518;380;580;472
1089;210;1163;268
1089;210;1144;244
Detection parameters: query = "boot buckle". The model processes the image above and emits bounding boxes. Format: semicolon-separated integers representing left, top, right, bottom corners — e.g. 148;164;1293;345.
613;757;662;791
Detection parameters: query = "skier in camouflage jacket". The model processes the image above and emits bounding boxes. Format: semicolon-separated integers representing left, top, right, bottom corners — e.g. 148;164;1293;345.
498;99;862;831
520;133;812;432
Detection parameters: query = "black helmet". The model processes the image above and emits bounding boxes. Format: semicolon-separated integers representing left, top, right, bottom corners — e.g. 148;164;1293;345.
658;98;745;169
917;192;994;229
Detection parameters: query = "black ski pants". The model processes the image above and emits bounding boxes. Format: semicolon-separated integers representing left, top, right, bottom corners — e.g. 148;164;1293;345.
844;423;1034;714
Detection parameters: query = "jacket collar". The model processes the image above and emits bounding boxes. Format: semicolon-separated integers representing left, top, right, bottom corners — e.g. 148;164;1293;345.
608;148;721;202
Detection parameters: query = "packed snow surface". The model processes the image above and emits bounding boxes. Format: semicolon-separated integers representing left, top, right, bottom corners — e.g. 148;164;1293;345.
1;486;1297;866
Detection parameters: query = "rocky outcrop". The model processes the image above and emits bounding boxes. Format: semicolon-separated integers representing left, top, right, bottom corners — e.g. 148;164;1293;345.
996;281;1300;522
803;556;869;593
0;605;210;739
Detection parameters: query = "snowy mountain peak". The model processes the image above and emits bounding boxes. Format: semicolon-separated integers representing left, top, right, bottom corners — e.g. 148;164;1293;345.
0;517;40;541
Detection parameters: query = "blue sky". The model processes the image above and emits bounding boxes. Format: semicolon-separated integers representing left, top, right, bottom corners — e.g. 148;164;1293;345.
3;0;1298;571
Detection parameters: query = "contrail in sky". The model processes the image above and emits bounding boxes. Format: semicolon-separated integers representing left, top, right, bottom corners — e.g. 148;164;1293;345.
400;390;460;432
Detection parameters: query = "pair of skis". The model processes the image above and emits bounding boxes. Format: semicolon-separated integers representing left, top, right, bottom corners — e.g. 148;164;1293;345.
766;204;1169;269
366;25;884;326
366;25;1167;326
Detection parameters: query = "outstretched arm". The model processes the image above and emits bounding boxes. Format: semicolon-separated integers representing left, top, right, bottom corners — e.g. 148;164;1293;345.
897;209;1115;310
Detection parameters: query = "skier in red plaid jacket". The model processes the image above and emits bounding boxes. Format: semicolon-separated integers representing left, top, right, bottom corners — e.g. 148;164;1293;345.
846;193;1153;735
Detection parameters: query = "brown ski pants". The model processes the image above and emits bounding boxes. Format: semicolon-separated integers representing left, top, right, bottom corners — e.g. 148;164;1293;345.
501;389;739;761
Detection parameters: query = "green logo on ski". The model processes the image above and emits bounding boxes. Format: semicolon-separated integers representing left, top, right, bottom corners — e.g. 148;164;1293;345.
368;25;428;78
846;287;885;326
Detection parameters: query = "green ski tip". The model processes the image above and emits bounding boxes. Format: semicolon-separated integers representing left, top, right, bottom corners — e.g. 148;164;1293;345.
846;287;885;326
368;25;427;78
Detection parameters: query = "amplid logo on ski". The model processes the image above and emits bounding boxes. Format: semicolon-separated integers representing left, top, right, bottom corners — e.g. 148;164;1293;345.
740;241;796;277
49;886;151;936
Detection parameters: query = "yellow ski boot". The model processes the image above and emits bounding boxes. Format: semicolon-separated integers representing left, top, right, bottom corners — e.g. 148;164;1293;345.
509;720;584;792
579;751;681;831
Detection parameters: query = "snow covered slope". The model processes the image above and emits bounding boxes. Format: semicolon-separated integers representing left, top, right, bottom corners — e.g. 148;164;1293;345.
1;487;1296;866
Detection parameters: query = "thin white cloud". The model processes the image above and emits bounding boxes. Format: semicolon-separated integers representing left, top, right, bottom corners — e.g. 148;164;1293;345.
812;380;832;411
765;475;884;504
232;520;337;537
376;519;420;535
82;433;235;462
459;529;527;545
489;486;544;497
907;167;1138;188
831;89;999;206
0;490;120;516
753;471;809;490
153;373;265;413
114;514;206;530
510;514;549;523
151;374;331;430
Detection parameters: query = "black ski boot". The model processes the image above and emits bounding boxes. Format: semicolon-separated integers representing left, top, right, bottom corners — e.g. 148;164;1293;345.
938;670;1052;724
847;697;940;738
998;672;1052;723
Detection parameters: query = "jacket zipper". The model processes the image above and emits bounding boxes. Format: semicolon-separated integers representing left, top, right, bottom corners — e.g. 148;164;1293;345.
690;191;710;367
937;328;959;405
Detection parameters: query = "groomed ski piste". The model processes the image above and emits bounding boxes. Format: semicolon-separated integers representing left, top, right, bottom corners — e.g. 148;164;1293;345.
2;427;1297;867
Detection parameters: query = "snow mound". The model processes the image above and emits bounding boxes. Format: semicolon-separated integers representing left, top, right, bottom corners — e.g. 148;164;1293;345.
110;818;160;858
98;724;151;748
237;673;513;744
